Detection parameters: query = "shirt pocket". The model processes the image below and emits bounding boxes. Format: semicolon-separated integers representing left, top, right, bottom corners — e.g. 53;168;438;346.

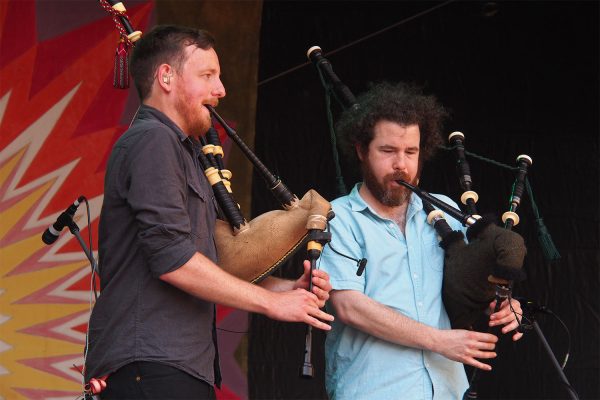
424;239;445;272
186;178;210;240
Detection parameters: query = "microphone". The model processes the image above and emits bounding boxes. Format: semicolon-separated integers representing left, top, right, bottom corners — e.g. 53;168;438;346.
41;196;85;245
306;46;358;110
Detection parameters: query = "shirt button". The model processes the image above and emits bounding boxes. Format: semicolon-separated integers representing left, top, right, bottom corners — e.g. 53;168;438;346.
417;302;423;307
413;273;418;279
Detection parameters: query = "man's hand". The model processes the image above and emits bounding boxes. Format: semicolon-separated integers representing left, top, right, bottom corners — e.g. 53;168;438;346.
433;329;498;371
293;260;332;308
265;288;334;331
488;298;523;341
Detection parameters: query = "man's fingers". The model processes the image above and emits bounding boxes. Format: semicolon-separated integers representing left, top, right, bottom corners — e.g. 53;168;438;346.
303;260;311;272
309;307;334;322
312;270;331;285
312;276;332;292
471;332;498;344
500;320;520;333
471;349;497;359
490;314;518;327
475;340;496;351
305;315;332;331
468;358;493;371
312;287;329;306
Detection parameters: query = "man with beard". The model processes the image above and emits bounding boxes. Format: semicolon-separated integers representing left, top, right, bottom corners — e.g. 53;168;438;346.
84;25;333;399
319;82;522;399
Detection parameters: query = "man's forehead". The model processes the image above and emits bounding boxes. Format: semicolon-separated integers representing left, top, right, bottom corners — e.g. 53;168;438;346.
182;45;219;67
373;121;420;141
184;44;213;58
374;120;419;130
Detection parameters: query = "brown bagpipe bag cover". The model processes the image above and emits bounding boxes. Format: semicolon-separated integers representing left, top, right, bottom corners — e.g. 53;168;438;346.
214;189;331;283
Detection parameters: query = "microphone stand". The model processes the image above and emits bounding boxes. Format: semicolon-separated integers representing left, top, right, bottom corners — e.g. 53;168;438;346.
524;305;579;400
65;218;99;277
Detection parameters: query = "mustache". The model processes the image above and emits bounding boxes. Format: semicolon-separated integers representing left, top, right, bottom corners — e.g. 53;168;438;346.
385;172;410;183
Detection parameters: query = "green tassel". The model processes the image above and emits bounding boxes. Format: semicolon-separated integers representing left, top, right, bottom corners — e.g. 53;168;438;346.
436;150;562;263
317;67;347;197
526;179;561;262
535;217;561;261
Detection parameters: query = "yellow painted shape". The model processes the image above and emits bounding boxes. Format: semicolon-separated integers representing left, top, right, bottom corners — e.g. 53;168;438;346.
0;234;49;275
0;261;90;392
0;181;53;242
0;148;25;188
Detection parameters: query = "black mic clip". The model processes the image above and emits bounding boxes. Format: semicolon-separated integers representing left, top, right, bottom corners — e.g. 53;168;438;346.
356;258;368;276
41;196;86;245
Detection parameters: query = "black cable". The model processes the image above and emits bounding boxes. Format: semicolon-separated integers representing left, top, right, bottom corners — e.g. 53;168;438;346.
518;302;572;370
82;197;98;301
258;0;456;86
217;328;248;334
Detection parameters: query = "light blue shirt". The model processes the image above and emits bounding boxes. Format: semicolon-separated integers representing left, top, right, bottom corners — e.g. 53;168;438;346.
320;183;468;400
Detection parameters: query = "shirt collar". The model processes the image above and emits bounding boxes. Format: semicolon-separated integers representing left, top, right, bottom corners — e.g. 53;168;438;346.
136;104;189;143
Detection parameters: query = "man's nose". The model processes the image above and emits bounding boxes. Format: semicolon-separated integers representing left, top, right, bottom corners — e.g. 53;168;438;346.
392;154;407;170
213;78;226;98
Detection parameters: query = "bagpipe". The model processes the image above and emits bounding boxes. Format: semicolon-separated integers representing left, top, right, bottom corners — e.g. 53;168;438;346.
204;106;331;284
408;135;531;400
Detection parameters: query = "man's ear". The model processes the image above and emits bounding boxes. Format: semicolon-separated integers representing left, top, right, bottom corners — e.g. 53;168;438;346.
355;143;365;161
157;64;174;91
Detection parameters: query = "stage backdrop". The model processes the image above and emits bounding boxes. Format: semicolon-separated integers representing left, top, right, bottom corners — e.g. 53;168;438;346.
0;1;261;399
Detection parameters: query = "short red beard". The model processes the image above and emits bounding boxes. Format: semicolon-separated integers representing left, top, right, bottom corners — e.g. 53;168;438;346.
361;161;417;207
175;90;211;136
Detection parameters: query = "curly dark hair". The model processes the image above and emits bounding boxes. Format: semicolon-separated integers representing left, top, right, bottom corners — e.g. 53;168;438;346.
336;81;448;164
130;25;216;101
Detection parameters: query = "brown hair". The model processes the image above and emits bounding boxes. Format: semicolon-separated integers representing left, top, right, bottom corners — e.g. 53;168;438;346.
130;25;216;100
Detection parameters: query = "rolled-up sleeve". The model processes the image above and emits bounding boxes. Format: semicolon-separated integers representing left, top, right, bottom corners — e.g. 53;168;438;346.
125;127;197;277
320;204;366;292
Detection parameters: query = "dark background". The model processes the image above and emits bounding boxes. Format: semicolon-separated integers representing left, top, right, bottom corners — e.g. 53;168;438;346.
249;1;599;399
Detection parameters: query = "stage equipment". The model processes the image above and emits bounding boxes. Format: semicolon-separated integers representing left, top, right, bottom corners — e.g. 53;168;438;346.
518;302;579;400
42;196;86;245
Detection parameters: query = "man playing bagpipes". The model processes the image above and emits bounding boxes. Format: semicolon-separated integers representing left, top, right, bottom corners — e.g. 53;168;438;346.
319;82;523;399
84;25;334;399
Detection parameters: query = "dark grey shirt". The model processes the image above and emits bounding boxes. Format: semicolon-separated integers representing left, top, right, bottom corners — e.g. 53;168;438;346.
85;105;219;385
